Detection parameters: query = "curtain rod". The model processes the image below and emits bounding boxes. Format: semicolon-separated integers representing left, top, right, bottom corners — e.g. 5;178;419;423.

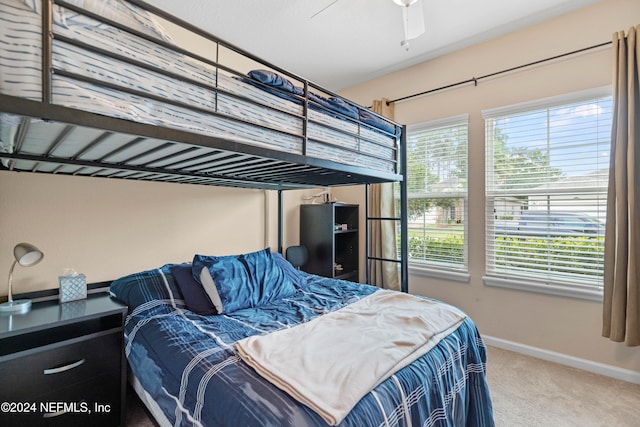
387;40;613;105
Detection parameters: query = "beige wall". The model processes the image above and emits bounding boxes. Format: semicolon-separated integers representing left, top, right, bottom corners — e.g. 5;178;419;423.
339;0;640;374
0;171;270;293
0;171;329;295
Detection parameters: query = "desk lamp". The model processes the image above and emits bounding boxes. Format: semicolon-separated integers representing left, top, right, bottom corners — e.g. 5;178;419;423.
0;243;44;314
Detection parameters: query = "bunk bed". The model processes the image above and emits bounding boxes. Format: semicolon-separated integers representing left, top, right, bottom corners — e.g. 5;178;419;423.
0;0;494;426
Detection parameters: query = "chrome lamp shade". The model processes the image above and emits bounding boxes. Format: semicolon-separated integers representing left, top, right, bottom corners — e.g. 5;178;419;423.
0;243;44;314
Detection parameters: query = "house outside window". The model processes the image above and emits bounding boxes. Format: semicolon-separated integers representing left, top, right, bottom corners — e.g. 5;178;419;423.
404;114;468;277
483;87;612;300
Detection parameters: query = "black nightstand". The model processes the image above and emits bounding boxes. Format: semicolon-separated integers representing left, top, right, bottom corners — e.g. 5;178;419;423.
0;292;127;426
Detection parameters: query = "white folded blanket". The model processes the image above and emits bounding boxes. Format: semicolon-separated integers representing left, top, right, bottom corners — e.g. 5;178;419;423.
235;290;466;425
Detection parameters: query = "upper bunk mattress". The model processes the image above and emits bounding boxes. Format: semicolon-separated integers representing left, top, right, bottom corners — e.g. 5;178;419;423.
0;0;399;175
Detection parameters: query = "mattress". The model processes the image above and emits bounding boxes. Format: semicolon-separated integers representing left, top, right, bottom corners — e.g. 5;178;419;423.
0;0;398;174
109;263;495;427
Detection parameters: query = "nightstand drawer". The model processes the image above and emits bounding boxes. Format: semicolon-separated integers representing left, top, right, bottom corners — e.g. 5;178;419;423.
0;331;121;401
0;373;121;427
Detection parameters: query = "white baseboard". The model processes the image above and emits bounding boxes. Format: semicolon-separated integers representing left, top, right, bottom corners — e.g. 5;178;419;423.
483;335;640;385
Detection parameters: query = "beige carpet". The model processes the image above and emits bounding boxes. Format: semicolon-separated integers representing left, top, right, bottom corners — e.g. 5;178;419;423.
486;345;640;426
125;345;640;426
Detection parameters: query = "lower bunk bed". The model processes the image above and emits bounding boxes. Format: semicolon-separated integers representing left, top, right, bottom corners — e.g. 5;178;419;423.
109;249;494;427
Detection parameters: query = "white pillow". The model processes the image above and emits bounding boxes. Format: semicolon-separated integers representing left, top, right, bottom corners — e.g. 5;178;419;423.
198;267;224;314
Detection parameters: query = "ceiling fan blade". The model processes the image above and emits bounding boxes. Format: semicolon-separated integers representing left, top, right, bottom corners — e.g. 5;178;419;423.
402;0;425;40
311;0;340;19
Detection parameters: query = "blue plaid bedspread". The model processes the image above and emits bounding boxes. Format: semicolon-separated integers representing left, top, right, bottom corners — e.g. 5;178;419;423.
111;265;494;426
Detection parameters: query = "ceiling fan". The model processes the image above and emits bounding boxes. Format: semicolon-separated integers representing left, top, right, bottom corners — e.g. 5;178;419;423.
311;0;426;51
393;0;425;51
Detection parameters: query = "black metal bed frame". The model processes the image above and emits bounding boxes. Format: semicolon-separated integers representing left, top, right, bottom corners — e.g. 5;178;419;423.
0;0;408;292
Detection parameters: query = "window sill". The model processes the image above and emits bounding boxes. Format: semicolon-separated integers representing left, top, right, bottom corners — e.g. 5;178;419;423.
483;275;603;302
409;264;470;283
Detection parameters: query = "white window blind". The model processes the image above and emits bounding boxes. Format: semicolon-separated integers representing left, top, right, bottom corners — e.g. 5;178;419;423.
405;114;468;271
484;88;611;293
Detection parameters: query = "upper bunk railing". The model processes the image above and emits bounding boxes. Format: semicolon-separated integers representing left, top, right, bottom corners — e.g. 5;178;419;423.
123;0;402;158
0;0;405;186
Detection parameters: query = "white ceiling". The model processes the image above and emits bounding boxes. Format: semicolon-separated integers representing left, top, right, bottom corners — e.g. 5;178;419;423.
146;0;601;92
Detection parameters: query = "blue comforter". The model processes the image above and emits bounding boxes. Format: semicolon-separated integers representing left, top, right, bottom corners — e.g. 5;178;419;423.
245;69;399;135
111;265;494;426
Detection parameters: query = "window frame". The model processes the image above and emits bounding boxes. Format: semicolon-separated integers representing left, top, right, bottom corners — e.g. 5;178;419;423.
482;86;612;301
404;114;470;282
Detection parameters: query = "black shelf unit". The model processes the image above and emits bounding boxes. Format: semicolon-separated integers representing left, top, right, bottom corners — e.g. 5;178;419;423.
300;203;359;281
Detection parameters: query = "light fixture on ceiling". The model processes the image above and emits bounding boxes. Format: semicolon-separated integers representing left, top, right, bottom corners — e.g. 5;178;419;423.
310;0;426;52
0;243;44;314
392;0;425;51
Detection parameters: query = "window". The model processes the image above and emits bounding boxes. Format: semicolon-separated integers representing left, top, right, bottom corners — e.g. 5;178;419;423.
405;114;468;275
484;88;611;299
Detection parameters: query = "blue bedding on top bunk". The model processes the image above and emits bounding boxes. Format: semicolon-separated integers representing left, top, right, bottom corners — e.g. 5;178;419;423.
110;263;494;427
246;69;398;135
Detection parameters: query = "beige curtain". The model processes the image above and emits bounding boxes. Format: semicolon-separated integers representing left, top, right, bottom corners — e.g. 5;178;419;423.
602;25;640;346
369;99;400;290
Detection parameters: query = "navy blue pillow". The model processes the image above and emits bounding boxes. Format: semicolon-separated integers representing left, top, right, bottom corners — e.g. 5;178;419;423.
192;248;297;314
171;264;217;316
110;264;184;312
